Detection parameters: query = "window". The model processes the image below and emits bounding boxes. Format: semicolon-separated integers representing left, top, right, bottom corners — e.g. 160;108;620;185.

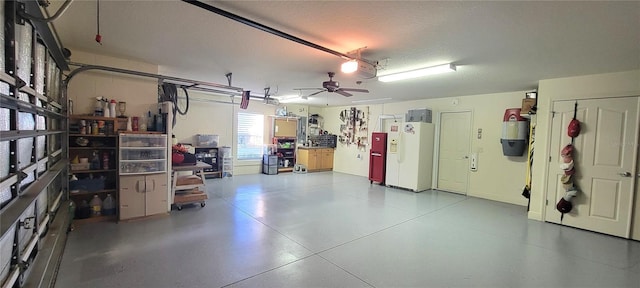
237;113;264;160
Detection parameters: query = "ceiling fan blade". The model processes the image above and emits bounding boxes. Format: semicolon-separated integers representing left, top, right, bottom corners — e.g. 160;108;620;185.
338;88;369;93
308;89;327;97
335;89;353;97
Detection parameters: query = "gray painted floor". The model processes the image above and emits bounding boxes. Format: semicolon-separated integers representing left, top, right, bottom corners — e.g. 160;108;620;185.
55;172;640;288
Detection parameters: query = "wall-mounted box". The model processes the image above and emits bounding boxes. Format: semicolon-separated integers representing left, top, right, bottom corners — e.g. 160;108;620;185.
522;98;537;115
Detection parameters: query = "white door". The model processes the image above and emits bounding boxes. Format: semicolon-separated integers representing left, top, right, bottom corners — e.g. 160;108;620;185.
633;146;640;241
385;119;401;187
437;111;471;194
545;97;639;238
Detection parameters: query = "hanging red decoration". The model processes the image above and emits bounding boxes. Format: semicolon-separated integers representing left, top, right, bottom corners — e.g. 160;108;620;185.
95;0;102;45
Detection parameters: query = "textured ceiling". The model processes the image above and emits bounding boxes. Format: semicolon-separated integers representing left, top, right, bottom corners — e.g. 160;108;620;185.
48;0;640;106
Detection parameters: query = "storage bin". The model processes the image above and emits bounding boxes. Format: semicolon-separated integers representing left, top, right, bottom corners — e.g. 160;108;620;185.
70;178;105;192
263;154;278;166
70;163;90;171
119;160;166;174
262;164;277;175
196;134;219;147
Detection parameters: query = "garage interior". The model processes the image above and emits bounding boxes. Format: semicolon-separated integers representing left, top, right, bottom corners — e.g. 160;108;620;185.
0;1;639;287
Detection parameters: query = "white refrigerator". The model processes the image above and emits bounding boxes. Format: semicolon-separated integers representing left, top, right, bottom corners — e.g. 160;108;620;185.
385;122;435;192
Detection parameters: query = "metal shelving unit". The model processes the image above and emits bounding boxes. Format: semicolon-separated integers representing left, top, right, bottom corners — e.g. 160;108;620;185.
194;146;221;178
273;137;296;172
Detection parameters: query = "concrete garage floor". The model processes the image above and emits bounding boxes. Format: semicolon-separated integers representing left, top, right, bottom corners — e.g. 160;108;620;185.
55;172;640;287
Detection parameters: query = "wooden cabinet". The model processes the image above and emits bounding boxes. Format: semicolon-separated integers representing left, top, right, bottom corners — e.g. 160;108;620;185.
319;148;334;170
297;148;334;172
297;149;316;170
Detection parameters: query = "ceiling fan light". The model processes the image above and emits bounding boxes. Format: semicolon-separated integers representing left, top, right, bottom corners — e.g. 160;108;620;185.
341;60;359;73
378;63;456;82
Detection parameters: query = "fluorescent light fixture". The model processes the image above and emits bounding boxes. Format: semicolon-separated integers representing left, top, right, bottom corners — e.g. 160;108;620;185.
378;63;456;82
274;94;301;103
351;98;393;104
341;59;359;73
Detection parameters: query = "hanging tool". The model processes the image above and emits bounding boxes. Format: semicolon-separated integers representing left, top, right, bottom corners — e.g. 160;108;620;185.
95;0;102;44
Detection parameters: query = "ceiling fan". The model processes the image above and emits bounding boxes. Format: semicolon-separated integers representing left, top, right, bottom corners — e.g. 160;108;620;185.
295;72;369;98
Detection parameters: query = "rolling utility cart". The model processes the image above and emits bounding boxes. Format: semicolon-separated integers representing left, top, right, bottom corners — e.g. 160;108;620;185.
171;161;211;210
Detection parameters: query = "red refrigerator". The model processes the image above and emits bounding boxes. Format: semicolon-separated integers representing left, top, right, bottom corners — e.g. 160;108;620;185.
369;132;387;184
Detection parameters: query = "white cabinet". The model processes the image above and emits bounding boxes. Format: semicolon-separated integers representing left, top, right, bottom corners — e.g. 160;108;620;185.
119;133;168;220
119;174;168;220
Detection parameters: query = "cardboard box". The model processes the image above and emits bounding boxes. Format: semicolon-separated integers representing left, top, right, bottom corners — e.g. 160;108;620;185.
522;98;537;115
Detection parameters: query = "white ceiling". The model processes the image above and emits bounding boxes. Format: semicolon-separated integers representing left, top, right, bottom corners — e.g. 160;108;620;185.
48;1;640;106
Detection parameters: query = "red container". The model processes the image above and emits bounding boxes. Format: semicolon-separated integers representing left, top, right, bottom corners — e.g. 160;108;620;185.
503;108;524;121
132;117;139;131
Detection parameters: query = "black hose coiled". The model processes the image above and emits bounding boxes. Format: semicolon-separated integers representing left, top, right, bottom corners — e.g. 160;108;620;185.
160;83;189;128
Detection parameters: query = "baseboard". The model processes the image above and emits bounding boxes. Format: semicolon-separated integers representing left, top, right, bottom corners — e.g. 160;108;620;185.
527;211;543;221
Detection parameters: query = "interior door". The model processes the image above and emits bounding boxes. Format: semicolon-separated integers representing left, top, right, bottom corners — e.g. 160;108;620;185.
545;97;639;238
437;111;471;194
384;119;401;186
633;145;640;241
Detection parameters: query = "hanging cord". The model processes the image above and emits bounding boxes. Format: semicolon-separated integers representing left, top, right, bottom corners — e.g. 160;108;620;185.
95;0;102;44
177;86;190;115
571;101;577;145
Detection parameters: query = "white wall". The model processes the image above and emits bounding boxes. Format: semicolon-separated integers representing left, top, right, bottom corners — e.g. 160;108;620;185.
529;69;640;220
172;93;234;145
321;105;384;176
321;91;531;206
172;93;278;175
66;50;159;118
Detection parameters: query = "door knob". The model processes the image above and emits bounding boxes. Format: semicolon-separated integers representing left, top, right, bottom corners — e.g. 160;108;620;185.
619;172;632;177
463;156;469;159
